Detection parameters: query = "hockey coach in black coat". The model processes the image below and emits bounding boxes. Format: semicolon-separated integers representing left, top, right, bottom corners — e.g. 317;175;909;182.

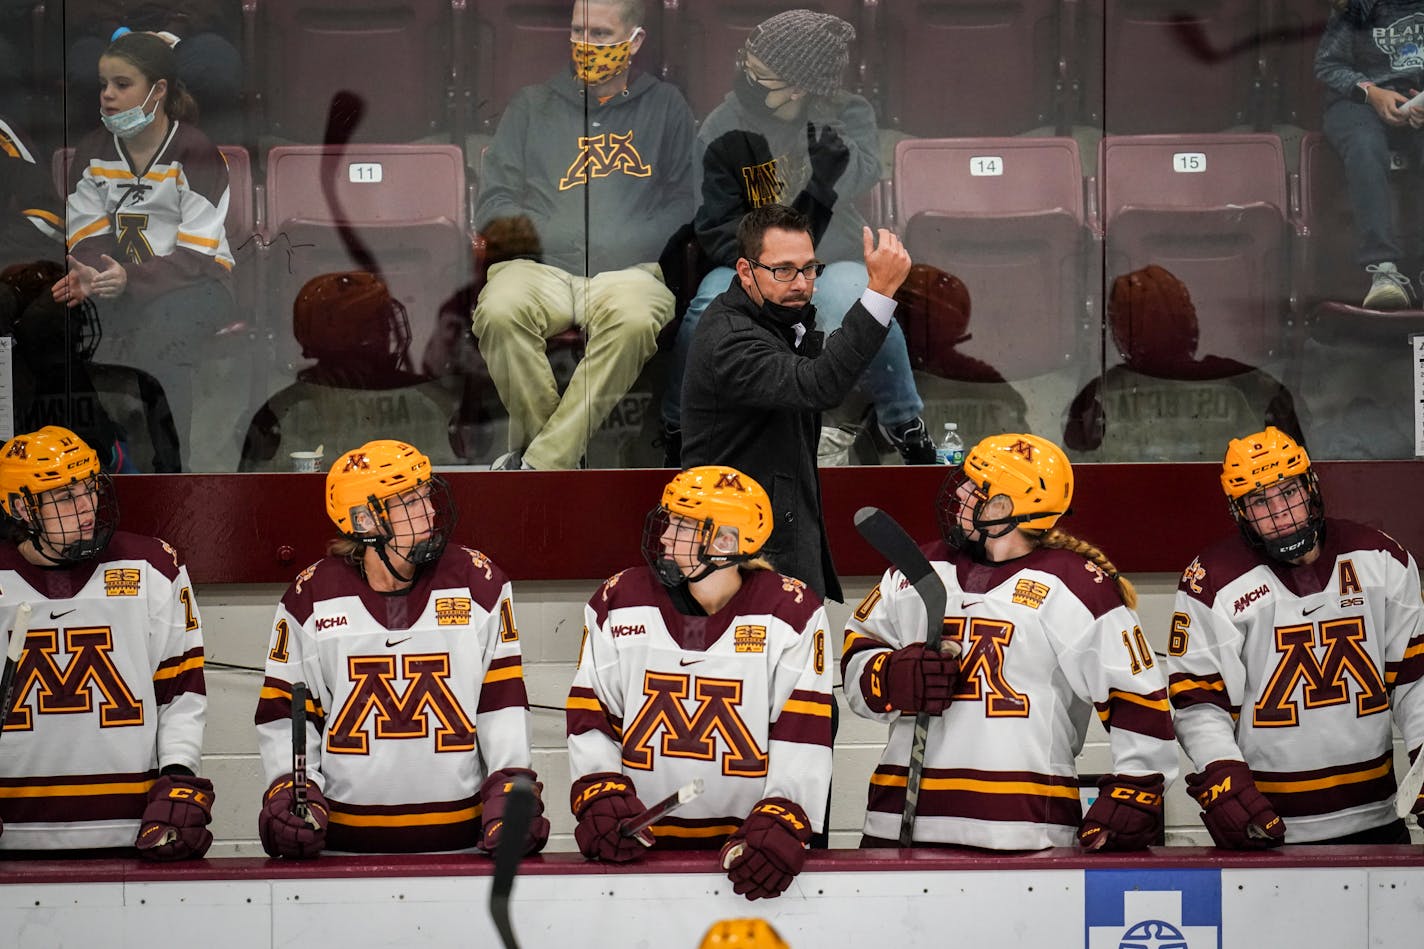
680;203;912;602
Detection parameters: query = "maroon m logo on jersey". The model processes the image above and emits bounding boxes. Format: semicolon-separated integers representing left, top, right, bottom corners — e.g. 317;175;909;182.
621;671;767;776
4;626;143;730
944;616;1030;717
326;653;476;754
1253;618;1388;727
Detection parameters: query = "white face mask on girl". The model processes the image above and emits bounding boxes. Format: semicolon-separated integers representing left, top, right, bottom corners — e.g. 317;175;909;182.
101;85;159;139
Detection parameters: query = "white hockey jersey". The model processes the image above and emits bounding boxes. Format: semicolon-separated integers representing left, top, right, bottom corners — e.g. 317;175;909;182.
843;539;1178;850
0;532;206;851
254;546;533;853
65;122;234;304
1168;519;1424;842
567;567;833;845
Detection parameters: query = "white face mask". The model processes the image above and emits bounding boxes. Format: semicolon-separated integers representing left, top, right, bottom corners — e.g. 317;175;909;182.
101;85;159;139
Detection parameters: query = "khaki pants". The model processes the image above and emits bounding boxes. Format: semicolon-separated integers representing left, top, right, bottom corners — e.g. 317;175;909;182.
471;259;673;469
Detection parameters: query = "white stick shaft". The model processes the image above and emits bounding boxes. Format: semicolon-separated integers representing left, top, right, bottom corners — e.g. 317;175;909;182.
1396;748;1424;819
6;603;32;663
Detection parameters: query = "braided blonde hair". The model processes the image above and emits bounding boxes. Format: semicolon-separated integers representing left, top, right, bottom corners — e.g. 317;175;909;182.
1039;528;1137;610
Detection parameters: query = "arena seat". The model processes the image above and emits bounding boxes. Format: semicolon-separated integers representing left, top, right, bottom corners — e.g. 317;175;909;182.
466;1;664;133
1098;133;1290;367
1263;0;1331;129
894;136;1091;382
264;144;473;367
665;0;863;119
243;0;464;144
876;0;1070;137
1083;0;1267;133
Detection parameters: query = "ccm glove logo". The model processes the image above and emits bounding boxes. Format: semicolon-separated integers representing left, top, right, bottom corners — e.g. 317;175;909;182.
1110;786;1162;807
751;801;806;834
573;779;631;812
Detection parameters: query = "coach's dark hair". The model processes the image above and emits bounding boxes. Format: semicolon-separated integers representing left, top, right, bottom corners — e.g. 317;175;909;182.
736;204;813;261
593;0;646;29
104;31;200;125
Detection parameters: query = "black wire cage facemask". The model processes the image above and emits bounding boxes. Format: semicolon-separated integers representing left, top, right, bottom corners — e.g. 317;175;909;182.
936;469;1018;562
360;476;458;582
1229;471;1325;564
641;506;745;587
20;473;118;564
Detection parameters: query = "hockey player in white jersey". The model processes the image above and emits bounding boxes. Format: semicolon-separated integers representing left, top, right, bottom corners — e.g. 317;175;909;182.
0;426;211;858
567;466;833;900
1169;427;1424;846
253;439;548;857
843;433;1178;850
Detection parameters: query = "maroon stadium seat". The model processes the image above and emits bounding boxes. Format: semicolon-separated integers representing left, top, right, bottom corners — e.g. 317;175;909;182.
894;136;1091;382
264;144;473;364
877;0;1070;137
244;0;464;144
1263;0;1331;129
1082;0;1267;133
467;1;665;133
666;0;862;119
1098;133;1290;366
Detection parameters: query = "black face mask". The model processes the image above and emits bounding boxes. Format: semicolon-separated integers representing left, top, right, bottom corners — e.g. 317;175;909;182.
748;267;816;329
734;70;782;121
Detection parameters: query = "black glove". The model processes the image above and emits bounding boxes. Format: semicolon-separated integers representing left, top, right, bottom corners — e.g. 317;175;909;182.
806;122;850;189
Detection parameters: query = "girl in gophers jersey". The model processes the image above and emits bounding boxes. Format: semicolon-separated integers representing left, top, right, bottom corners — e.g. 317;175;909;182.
843;434;1178;850
253;440;548;857
567;466;832;901
50;31;235;468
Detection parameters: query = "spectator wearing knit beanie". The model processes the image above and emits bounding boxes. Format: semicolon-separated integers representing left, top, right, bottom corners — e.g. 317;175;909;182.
742;8;855;101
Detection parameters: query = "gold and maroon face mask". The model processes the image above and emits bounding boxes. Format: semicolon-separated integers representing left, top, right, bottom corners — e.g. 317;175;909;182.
571;29;641;85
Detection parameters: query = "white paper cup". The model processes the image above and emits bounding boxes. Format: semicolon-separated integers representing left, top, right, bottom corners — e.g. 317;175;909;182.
290;450;324;472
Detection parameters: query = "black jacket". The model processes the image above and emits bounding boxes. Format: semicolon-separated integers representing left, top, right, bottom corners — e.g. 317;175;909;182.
680;275;891;602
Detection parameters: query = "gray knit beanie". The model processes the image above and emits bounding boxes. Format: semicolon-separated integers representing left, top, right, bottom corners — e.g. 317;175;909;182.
744;9;855;97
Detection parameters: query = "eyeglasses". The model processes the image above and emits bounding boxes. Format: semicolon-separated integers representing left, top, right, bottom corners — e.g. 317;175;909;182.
749;260;826;282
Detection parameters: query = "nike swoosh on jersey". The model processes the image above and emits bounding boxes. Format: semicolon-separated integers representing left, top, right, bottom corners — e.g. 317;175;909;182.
1302;604;1325;616
678;657;706;666
385;637;411;648
50;609;77;620
960;600;983;609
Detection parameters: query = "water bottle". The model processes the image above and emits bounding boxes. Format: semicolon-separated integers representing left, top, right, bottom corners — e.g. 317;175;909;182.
936;422;964;466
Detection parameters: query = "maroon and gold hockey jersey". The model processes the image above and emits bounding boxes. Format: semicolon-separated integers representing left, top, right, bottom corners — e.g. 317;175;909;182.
254;547;533;853
1168;519;1424;841
0;532;206;850
567;567;833;845
843;540;1178;849
65;121;233;304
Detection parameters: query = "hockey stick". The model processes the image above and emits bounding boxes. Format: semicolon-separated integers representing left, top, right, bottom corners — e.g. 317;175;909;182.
290;681;319;828
1397;747;1424;820
0;603;34;737
489;775;536;949
620;778;703;842
1168;14;1327;65
853;507;954;847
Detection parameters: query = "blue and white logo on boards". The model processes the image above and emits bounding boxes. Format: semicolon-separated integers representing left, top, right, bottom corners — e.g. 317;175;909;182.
1085;869;1221;949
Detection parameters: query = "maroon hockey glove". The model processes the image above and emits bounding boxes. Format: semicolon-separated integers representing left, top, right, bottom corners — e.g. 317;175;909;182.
860;643;959;715
1078;773;1164;852
258;774;330;859
480;767;550;855
1186;759;1285;850
720;797;812;901
135;774;215;861
571;772;654;863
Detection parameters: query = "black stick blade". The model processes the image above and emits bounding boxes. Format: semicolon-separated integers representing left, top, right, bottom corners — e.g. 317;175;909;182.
489;776;536;949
